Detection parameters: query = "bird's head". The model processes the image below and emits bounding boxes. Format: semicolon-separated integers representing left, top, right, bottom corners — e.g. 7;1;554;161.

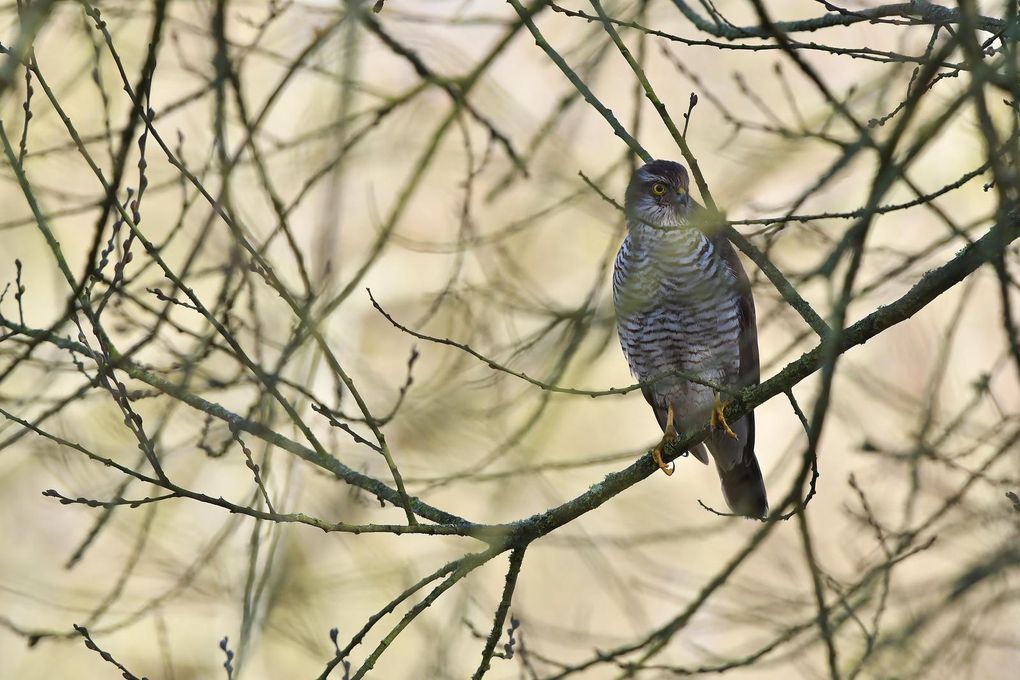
624;160;692;229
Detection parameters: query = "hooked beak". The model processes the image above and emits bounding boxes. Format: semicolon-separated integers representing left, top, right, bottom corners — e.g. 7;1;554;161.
672;189;690;209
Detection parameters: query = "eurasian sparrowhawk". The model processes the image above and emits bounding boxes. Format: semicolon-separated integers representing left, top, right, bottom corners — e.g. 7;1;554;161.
613;159;768;519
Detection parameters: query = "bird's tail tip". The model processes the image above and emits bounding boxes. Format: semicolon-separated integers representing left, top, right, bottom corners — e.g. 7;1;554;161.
719;454;768;520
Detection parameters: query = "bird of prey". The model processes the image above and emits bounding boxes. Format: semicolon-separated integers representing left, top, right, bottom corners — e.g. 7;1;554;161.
612;159;768;519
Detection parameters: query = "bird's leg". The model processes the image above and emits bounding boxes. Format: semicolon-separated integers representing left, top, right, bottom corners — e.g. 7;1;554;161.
710;392;737;439
652;403;678;476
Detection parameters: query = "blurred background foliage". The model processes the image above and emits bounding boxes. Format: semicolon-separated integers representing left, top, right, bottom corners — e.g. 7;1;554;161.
0;0;1018;678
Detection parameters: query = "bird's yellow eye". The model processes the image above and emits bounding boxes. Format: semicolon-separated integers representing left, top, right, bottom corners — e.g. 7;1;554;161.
651;183;666;196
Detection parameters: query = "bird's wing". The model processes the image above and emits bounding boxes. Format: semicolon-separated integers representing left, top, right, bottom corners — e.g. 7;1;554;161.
709;221;769;516
713;232;759;388
688;202;769;516
689;200;759;386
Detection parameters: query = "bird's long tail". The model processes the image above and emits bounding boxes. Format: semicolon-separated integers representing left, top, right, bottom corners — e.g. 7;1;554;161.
718;453;768;519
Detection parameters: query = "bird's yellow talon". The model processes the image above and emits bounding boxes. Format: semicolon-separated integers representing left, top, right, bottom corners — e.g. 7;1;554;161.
651;402;678;476
652;444;674;476
711;393;737;439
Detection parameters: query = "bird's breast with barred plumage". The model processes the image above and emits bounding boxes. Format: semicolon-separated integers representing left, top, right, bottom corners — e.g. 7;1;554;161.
613;224;742;410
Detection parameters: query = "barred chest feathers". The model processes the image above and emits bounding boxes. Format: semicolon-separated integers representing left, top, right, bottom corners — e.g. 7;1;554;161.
612;222;742;386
